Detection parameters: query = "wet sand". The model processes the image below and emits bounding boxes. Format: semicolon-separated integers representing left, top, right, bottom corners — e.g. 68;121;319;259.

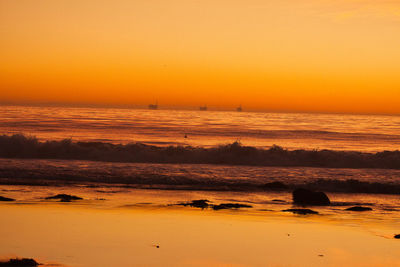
1;185;400;266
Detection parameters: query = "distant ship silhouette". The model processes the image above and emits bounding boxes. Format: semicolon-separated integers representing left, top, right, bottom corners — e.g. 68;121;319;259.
148;102;158;110
236;105;242;112
199;105;207;111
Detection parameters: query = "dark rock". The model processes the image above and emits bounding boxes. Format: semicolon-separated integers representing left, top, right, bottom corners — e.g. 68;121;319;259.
178;199;210;209
45;194;83;202
0;195;15;201
263;182;288;190
272;199;286;202
212;203;252;210
282;208;319;215
345;206;372;211
394;234;400;239
178;200;252;210
292;188;330;206
0;258;39;266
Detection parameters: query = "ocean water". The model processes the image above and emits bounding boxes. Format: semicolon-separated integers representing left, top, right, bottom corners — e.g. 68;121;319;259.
1;105;400;196
1;105;400;152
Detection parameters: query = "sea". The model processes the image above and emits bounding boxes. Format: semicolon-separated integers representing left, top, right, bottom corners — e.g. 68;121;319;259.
1;105;400;152
1;105;400;198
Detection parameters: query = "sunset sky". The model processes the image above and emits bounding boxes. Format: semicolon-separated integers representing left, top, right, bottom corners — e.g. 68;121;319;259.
1;0;400;114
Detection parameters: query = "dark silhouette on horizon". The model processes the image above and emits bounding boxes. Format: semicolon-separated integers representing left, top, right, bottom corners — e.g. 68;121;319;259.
148;101;158;110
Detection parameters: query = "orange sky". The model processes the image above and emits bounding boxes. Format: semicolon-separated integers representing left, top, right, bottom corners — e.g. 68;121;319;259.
1;0;400;114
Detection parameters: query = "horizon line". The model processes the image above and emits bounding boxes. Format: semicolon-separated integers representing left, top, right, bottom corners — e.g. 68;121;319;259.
0;101;399;117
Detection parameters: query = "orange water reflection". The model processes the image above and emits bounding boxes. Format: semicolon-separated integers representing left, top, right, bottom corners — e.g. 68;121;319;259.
1;187;400;266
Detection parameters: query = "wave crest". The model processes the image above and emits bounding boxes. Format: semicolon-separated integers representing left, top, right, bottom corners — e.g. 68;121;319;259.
1;134;400;169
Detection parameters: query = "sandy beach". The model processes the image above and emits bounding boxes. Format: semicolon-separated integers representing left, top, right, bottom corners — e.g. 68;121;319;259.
1;185;400;267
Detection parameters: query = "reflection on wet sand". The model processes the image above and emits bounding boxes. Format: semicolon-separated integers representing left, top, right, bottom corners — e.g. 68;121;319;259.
0;185;400;266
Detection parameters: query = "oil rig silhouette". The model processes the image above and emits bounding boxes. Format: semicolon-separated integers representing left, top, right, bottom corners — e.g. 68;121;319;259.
199;105;207;111
148;101;158;110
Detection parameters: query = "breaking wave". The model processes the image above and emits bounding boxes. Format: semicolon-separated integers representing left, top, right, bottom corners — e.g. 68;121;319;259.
1;134;400;169
0;158;399;194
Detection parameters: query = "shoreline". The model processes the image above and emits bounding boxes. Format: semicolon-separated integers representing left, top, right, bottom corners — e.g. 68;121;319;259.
1;158;400;195
1;185;400;267
1;184;399;223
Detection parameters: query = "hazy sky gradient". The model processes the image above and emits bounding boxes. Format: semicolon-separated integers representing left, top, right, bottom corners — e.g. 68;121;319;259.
1;0;400;113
